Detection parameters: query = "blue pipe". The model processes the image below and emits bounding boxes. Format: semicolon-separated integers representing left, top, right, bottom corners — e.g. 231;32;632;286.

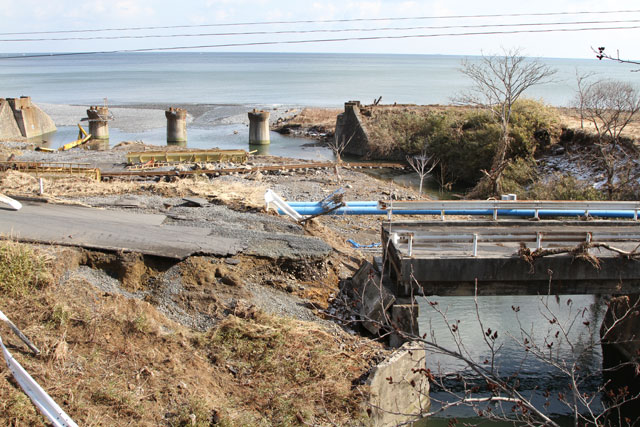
286;201;377;207
291;206;388;215
281;206;638;219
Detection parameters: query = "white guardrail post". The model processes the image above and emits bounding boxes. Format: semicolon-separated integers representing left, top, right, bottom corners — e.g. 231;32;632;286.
472;233;478;257
0;310;77;427
264;189;305;222
0;194;22;211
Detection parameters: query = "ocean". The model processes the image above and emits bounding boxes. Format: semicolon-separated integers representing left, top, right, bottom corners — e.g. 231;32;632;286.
1;51;638;106
3;51;637;158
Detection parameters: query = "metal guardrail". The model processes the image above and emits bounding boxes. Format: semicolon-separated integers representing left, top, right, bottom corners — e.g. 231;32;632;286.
125;149;249;165
379;200;640;220
0;310;77;427
391;230;640;257
0;161;101;181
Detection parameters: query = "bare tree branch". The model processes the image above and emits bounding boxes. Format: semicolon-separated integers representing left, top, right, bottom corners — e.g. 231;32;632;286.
457;48;556;196
327;132;355;183
580;79;640;198
594;46;640;72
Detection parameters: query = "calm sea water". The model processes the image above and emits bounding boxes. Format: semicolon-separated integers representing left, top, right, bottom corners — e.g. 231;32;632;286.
1;52;638;106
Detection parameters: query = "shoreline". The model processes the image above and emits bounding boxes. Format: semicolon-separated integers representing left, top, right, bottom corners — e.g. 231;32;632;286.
39;102;304;133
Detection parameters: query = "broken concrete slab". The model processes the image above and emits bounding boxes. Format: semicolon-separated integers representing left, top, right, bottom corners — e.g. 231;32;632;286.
389;298;420;348
0;201;242;259
352;261;396;334
245;232;331;261
182;197;209;207
109;196;149;208
366;341;430;426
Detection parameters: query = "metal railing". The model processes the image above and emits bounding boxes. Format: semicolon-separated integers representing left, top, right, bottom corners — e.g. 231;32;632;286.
390;230;640;257
0;161;101;181
379;200;640;220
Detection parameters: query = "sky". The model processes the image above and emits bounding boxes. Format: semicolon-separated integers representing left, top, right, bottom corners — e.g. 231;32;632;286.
0;0;639;59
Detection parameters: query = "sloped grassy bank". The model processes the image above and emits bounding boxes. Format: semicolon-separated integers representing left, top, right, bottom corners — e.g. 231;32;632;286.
0;240;385;426
323;100;640;199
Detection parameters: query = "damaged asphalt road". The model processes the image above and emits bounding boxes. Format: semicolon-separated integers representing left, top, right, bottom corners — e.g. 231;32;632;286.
0;199;332;261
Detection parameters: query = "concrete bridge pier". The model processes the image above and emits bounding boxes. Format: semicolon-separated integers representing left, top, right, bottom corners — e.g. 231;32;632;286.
87;106;110;143
248;109;270;145
166;107;187;146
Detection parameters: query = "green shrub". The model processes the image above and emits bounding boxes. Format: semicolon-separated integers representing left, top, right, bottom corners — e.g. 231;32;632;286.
501;157;538;195
508;98;559;158
368;110;453;156
427;110;499;186
366;100;559;191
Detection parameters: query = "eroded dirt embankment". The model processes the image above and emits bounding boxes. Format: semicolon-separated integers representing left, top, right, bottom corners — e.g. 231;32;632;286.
0;143;418;425
1;241;385;426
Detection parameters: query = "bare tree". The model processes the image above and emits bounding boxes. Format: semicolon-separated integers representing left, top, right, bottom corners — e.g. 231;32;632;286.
573;69;598;129
406;148;438;196
582;80;640;149
327;133;354;183
458;48;556;196
581;79;640;197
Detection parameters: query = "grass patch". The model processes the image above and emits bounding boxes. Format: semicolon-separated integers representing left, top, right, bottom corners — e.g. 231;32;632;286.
0;246;381;427
0;240;52;296
204;312;377;426
0;387;43;425
90;381;143;419
171;397;216;427
48;304;71;329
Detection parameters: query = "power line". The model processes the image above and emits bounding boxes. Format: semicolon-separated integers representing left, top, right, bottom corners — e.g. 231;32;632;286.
3;24;639;59
2;19;640;42
0;9;639;36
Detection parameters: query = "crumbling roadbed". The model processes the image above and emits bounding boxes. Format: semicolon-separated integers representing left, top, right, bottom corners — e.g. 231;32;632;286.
0;199;331;260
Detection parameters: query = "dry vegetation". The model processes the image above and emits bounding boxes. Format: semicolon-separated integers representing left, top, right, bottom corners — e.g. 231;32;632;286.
0;242;384;426
277;108;341;132
0;170;267;208
272;108;342;140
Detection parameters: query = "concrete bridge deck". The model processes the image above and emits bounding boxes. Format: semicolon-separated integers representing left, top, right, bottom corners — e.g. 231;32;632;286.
382;220;640;296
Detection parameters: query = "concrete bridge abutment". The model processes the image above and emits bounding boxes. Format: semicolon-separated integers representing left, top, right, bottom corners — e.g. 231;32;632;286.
2;96;56;139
